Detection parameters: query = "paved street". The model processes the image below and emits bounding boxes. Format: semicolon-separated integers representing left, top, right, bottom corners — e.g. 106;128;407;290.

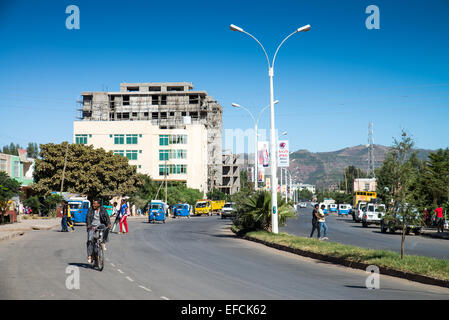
0;216;449;299
282;206;449;260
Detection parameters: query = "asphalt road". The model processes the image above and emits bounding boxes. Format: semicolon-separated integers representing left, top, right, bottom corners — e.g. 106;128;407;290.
282;206;449;260
1;216;449;299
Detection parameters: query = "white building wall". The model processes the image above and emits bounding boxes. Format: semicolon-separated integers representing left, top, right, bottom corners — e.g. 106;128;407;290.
73;121;208;194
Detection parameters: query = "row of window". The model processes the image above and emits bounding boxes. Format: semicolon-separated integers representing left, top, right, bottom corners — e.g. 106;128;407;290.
159;164;187;176
75;134;90;145
113;150;141;160
112;134;141;145
159;134;187;146
159;149;187;161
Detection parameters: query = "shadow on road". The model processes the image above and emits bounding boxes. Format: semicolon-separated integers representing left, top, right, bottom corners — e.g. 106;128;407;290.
68;262;92;270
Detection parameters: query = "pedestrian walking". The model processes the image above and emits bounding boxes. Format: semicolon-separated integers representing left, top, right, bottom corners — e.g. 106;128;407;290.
318;204;329;240
67;203;75;231
111;202;120;233
435;204;444;233
119;199;129;234
61;200;69;232
309;203;321;239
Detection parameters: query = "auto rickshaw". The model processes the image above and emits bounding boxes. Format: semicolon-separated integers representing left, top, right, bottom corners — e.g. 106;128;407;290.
148;201;166;224
174;204;190;218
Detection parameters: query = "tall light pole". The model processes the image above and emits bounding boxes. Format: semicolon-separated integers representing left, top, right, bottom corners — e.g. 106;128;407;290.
232;100;279;190
230;23;310;234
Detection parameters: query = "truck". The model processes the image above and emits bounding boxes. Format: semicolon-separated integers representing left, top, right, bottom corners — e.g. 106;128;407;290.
194;199;225;216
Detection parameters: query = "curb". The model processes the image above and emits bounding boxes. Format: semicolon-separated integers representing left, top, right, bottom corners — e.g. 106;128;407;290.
421;232;449;240
231;228;449;289
0;231;25;242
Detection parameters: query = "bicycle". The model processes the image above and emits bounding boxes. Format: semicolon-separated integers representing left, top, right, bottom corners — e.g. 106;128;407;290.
91;225;107;271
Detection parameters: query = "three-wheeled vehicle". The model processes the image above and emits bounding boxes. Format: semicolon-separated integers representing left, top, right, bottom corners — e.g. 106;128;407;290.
338;204;351;216
174;203;190;218
148;200;166;224
329;203;338;214
68;198;91;223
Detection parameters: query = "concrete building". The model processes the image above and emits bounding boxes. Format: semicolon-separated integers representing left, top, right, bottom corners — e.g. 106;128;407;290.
353;178;377;192
74;82;223;195
0;150;34;186
220;152;242;195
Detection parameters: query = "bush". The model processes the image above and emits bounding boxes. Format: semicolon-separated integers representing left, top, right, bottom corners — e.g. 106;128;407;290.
233;190;296;232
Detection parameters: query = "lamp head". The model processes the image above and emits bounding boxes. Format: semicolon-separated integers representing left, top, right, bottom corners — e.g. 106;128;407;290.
232;103;241;108
297;24;311;33
230;24;244;32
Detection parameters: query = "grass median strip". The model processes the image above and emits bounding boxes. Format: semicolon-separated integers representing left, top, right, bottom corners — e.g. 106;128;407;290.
235;227;449;282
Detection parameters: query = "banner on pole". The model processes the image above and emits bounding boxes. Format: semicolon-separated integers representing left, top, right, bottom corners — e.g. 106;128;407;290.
278;140;289;167
258;141;270;168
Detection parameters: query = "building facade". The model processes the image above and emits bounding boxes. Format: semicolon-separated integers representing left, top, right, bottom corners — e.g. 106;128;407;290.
0;150;34;186
74;82;223;194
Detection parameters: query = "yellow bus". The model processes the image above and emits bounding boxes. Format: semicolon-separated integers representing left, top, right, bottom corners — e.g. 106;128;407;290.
353;191;377;207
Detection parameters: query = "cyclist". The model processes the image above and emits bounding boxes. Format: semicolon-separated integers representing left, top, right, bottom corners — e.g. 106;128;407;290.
86;199;111;264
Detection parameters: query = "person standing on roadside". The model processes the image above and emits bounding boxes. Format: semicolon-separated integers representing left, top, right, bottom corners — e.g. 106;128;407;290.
61;200;69;232
309;204;321;239
119;199;129;234
435;204;444;233
318;204;329;240
111;202;121;233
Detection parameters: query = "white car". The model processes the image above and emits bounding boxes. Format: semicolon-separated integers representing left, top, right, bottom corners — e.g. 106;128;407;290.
299;203;307;208
362;203;386;227
353;201;367;222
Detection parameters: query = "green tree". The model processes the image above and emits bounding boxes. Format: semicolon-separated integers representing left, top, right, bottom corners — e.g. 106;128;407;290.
23;196;41;215
421;149;449;207
379;131;421;259
207;188;227;201
0;171;21;211
2;143;22;156
26;142;40;159
234;190;295;232
32;142;142;201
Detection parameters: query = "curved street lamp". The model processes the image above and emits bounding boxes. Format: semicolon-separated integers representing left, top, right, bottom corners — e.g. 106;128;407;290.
232;100;279;190
230;23;310;234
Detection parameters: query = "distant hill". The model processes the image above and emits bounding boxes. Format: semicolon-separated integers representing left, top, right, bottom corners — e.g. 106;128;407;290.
237;144;434;190
289;145;434;190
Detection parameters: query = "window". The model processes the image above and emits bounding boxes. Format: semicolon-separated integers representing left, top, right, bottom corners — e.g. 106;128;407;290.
75;134;88;145
159;165;169;176
159;150;169;161
126;134;138;144
126;150;138;161
159;135;169;146
114;150;124;156
180;164;187;174
13;161;20;177
161;95;167;105
0;159;6;172
114;134;124;144
123;95;130;105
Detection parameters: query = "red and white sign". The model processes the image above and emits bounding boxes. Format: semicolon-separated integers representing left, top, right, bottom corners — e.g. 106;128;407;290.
278;140;289;167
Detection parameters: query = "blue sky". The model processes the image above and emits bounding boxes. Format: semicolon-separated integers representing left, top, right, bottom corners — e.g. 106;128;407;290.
0;0;448;153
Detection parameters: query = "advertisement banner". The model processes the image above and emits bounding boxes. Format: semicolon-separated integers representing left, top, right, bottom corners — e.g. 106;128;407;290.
258;168;265;183
258;141;270;168
278;140;289;167
265;177;270;190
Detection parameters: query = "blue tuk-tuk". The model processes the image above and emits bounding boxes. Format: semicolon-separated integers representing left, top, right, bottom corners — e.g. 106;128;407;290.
338;204;351;216
174;204;190;218
68;198;91;223
149;201;166;224
329;203;338;214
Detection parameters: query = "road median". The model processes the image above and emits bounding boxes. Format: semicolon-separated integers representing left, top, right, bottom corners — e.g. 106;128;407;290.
231;226;449;289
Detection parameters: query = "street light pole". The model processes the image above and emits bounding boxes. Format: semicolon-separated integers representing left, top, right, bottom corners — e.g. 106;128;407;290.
232;101;278;191
230;23;310;234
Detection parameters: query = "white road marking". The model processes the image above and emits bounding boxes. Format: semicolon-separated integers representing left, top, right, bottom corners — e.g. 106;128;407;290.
161;296;170;300
126;276;134;282
139;285;152;292
110;263;116;267
117;269;124;274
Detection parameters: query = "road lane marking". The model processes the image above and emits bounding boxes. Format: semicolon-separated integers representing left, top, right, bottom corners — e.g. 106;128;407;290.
110;263;116;267
126;276;134;282
117;269;124;274
161;296;169;300
139;285;152;292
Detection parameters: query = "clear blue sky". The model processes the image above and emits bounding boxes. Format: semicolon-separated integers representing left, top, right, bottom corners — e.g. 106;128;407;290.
0;0;448;153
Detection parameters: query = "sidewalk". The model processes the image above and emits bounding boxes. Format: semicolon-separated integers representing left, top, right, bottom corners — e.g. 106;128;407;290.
421;228;449;240
0;216;61;242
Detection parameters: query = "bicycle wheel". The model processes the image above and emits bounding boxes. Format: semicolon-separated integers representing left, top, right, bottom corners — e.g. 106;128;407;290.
97;245;104;271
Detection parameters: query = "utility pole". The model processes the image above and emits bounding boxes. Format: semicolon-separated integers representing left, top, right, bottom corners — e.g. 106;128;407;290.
60;142;69;196
368;122;375;178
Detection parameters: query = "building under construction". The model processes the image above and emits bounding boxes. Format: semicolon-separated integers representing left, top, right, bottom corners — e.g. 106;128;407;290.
74;82;224;194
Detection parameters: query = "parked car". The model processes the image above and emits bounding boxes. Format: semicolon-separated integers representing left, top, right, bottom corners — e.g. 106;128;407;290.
380;205;422;235
352;201;367;222
221;202;237;219
361;203;386;227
